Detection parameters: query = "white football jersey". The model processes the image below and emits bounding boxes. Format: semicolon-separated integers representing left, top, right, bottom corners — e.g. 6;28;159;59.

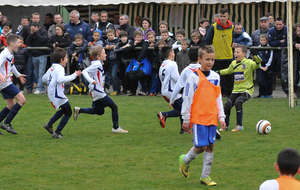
42;63;77;110
82;60;106;101
159;59;181;100
0;48;20;90
170;63;201;104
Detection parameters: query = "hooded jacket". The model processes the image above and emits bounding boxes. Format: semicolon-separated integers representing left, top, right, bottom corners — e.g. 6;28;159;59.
65;19;93;42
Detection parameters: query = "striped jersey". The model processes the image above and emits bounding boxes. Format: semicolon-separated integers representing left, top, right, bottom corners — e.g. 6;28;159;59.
159;59;180;100
82;60;106;101
42;63;77;110
0;48;20;90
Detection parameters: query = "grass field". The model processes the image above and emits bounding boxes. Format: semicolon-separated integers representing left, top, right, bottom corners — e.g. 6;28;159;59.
0;94;300;190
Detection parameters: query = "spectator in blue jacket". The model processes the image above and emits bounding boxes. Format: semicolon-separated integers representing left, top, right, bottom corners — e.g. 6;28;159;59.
268;17;287;89
232;22;252;58
64;10;93;42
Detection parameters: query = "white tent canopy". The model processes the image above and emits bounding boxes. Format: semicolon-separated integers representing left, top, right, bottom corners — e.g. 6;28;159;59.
0;0;294;6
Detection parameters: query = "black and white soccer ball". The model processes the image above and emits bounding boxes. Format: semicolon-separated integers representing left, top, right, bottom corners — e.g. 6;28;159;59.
256;120;271;135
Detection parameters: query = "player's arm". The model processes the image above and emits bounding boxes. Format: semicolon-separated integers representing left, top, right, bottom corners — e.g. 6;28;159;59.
181;73;198;131
57;67;78;84
220;62;234;75
170;73;185;105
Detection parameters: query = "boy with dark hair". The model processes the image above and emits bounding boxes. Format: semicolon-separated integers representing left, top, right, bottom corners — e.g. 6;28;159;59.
42;48;82;138
1;21;13;38
0;34;26;135
176;39;190;73
105;28;120;95
218;44;261;132
190;30;204;47
160;29;175;46
157;46;183;132
73;46;128;133
179;45;226;186
172;28;186;55
259;148;300;189
155;21;175;41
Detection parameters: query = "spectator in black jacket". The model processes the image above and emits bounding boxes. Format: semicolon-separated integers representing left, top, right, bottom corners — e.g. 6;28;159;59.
94;11;115;41
25;21;49;95
119;14;136;40
13;37;29;92
47;24;72;48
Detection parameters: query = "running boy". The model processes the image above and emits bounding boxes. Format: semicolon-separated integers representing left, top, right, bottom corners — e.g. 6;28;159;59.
259;148;300;190
42;48;82;138
218;44;261;132
73;46;128;133
0;34;26;135
179;45;226;186
157;46;183;132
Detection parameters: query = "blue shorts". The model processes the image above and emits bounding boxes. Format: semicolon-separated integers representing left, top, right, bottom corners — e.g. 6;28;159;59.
193;124;217;147
1;84;20;99
92;95;114;110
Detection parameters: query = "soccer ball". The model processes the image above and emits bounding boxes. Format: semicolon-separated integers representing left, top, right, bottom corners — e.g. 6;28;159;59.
256;120;271;135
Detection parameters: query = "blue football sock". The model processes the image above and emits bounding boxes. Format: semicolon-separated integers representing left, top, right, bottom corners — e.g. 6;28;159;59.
55;115;70;134
4;103;22;124
0;107;10;123
49;109;64;125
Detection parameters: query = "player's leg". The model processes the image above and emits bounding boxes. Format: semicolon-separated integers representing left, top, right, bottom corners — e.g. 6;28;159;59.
74;101;105;121
223;93;239;131
232;92;251;132
43;109;64;135
52;102;72;138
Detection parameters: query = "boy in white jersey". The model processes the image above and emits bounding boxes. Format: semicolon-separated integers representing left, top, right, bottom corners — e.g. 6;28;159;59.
0;34;26;135
42;48;82;138
179;45;226;186
157;46;183;132
73;46;128;133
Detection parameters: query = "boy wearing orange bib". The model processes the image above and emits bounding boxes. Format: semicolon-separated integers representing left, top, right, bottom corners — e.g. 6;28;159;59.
179;45;226;186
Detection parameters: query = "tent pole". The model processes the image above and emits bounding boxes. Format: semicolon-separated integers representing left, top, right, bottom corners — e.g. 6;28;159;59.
287;0;294;107
198;0;201;20
89;5;91;24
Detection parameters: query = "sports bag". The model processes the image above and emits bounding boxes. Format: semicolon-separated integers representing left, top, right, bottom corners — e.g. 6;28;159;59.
126;58;152;80
64;82;87;95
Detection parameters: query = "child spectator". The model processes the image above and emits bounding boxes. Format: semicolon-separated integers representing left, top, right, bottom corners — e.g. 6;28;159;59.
1;21;13;38
0;34;26;135
46;24;72;49
190;30;204;47
147;31;160;96
139;17;155;40
198;18;209;38
42;48;82;138
88;29;103;48
218;45;261;132
256;34;273;98
114;31;135;95
157;46;183;132
104;28;120;95
13;37;29;93
155;21;175;41
73;46;128;133
259;148;300;189
179;45;225;186
172;28;186;55
127;30;149;96
160;29;175;46
176;39;190;73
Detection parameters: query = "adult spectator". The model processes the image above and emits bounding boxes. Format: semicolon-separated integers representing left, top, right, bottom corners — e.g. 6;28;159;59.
48;13;64;37
292;23;300;97
205;8;234;97
113;13;120;30
268;17;287;89
47;24;72;49
25;21;49;95
94;10;115;41
65;10;93;42
266;12;275;28
134;16;142;31
232;22;252;58
22;12;41;94
89;12;99;30
44;13;55;31
119;14;136;40
16;16;30;36
251;16;270;54
140;17;155;40
212;14;220;23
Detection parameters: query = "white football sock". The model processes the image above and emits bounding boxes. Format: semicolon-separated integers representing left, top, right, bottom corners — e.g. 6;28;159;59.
201;151;214;179
183;147;198;165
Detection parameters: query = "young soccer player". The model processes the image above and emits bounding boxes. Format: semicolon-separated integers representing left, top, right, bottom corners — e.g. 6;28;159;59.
179;45;226;186
218;44;261;132
42;48;81;138
0;34;26;135
73;46;128;133
259;148;300;190
157;46;183;132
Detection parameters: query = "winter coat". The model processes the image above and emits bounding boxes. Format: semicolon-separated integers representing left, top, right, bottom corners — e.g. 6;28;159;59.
47;32;72;48
65;19;93;42
13;44;29;70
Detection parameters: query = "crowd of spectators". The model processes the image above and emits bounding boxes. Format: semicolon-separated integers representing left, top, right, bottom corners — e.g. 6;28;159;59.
0;8;299;97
